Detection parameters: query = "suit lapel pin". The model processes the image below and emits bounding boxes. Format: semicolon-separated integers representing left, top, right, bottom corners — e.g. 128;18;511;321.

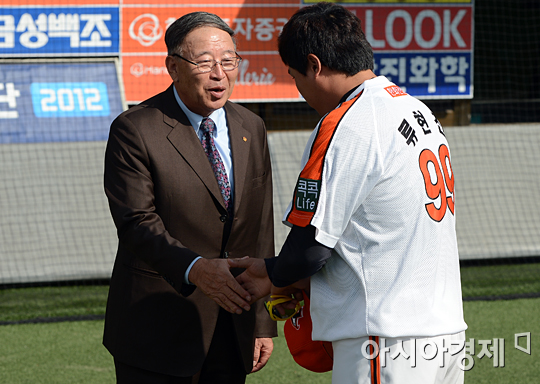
243;137;247;142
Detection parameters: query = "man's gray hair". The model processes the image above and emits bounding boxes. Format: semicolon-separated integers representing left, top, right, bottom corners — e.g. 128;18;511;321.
165;12;235;55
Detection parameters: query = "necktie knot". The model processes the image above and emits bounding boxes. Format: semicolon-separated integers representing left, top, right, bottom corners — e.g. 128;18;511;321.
201;118;215;136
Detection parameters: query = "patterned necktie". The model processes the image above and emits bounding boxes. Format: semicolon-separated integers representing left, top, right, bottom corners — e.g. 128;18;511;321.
200;117;233;218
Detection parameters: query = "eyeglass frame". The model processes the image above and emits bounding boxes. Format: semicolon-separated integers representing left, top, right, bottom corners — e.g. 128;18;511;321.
170;53;243;73
264;294;304;322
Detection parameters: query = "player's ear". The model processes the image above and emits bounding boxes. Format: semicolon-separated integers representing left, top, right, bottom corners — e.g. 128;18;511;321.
306;54;322;77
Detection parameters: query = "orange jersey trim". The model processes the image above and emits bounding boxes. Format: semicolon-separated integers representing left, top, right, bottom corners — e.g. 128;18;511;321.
287;92;363;227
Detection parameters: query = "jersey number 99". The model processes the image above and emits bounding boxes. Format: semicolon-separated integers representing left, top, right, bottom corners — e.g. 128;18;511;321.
419;144;454;222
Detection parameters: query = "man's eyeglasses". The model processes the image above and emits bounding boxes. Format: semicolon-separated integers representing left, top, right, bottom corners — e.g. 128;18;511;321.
171;53;242;73
264;295;304;321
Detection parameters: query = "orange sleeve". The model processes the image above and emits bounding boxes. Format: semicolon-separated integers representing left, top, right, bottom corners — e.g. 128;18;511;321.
286;93;361;227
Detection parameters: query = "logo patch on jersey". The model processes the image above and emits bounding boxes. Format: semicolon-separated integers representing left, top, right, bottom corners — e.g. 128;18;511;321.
294;178;321;213
384;85;407;98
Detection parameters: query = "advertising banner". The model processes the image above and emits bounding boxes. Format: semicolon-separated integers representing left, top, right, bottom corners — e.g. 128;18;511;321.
0;60;125;143
121;1;473;102
0;6;120;56
121;5;299;103
0;0;474;102
350;4;473;98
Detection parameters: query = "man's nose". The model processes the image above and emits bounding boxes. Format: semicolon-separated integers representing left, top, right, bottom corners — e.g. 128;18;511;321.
209;61;226;78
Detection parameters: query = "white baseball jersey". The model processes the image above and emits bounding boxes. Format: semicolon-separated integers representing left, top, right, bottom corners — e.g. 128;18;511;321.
283;76;467;341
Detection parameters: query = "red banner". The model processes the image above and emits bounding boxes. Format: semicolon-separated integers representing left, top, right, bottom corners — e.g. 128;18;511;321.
349;6;472;51
121;5;298;103
11;0;118;4
122;6;295;53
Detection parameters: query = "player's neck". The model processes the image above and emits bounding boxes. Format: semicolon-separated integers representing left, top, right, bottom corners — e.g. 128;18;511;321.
317;69;376;115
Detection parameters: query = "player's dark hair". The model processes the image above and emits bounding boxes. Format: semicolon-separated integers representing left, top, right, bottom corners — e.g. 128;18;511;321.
165;12;236;55
278;2;374;76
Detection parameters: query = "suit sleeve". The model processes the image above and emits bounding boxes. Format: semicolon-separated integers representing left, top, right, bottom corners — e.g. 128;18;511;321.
104;113;199;295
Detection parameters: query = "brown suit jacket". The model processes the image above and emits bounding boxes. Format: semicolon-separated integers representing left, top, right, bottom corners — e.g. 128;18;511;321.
103;85;276;377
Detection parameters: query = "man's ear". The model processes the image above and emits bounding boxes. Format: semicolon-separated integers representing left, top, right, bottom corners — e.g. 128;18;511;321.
306;54;322;77
165;56;179;82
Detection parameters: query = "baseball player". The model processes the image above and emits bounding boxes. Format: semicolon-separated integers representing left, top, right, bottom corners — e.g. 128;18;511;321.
230;3;467;384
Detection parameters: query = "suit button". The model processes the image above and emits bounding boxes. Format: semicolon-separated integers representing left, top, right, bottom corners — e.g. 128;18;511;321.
220;215;227;222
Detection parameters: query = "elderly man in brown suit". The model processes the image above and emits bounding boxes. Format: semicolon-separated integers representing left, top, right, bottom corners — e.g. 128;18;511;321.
103;11;276;384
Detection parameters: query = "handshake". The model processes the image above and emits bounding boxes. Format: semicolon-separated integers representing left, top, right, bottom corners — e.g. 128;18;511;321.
228;257;308;318
188;255;307;317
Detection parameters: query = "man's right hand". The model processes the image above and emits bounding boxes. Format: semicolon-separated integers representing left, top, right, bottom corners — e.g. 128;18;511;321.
188;258;252;314
227;258;272;303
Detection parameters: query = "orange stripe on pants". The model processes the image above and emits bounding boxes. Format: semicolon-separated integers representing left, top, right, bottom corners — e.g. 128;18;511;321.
370;336;381;384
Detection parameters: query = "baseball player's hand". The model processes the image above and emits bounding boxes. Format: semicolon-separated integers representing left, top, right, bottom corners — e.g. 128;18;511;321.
270;279;310;316
228;257;272;303
252;337;274;373
188;258;252;314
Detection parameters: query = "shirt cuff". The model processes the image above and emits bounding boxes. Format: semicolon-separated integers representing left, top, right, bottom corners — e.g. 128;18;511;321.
184;256;202;284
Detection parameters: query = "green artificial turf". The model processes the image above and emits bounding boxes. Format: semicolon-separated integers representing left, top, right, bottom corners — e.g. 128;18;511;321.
0;320;115;384
460;262;540;299
0;319;331;384
0;299;538;383
0;262;538;383
0;285;108;323
461;298;539;384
